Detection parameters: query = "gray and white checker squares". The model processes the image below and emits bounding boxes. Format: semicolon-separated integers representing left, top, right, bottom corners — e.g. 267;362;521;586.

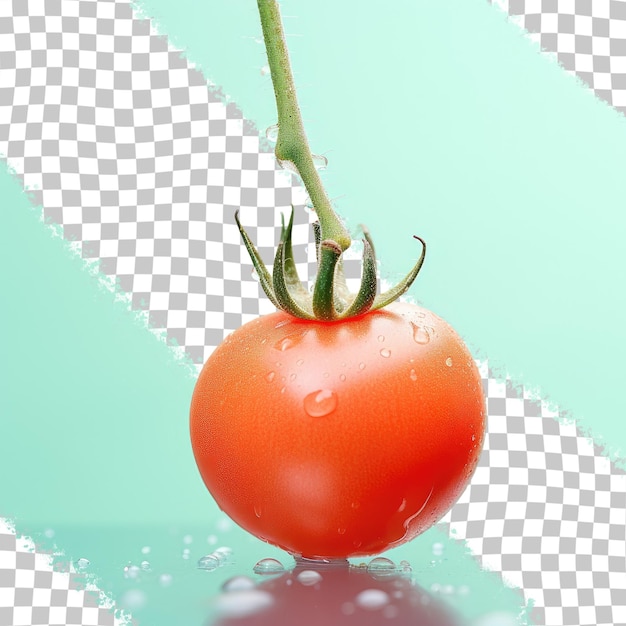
1;1;626;625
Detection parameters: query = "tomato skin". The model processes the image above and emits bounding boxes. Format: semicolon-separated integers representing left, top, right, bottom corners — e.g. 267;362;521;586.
190;302;485;559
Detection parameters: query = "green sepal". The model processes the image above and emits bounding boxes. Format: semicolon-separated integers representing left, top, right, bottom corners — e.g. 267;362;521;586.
281;207;310;301
339;237;377;319
273;238;316;319
371;236;426;310
312;239;342;321
235;210;281;310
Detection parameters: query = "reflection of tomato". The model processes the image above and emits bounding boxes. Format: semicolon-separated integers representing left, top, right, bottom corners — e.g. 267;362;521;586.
190;301;485;559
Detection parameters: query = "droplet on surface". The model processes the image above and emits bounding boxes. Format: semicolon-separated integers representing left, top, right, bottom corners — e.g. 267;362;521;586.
141;546;151;555
367;557;396;578
213;547;233;563
265;371;276;382
377;335;385;342
254;505;262;518
312;154;328;170
253;558;285;575
198;554;220;571
339;374;346;382
409;368;418;381
159;573;173;587
75;558;89;571
222;576;256;592
183;534;193;544
214;590;274;618
358;362;366;370
411;322;431;345
445;357;453;367
120;589;147;611
303;389;338;417
124;564;141;579
380;348;391;358
355;589;390;610
289;373;297;381
297;570;323;586
44;529;55;539
265;124;279;142
140;560;152;571
337;527;346;535
182;548;190;560
471;434;476;441
296;359;304;366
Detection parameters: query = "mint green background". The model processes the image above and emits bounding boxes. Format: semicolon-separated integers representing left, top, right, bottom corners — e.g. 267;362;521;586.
138;0;626;463
3;0;626;622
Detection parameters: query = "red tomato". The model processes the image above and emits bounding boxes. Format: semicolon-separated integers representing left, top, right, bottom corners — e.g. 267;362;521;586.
190;301;485;559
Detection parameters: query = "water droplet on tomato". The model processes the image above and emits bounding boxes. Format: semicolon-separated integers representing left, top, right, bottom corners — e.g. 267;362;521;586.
359;362;366;370
377;335;385;342
253;558;285;575
380;348;391;358
254;505;262;518
265;124;279;142
339;374;346;382
280;386;286;394
410;368;417;381
312;153;328;170
296;358;304;366
222;576;256;592
297;570;323;586
265;371;275;382
356;589;390;610
418;311;426;318
260;64;270;75
274;333;305;351
367;557;396;578
197;554;220;571
303;389;337;417
471;434;476;441
411;322;431;344
337;527;346;535
445;357;453;367
289;373;297;381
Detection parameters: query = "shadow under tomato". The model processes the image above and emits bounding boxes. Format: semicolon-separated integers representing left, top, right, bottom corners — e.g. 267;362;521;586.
207;560;466;626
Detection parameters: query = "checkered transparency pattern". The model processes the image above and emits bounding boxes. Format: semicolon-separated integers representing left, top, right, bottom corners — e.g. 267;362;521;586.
490;0;626;115
1;1;626;626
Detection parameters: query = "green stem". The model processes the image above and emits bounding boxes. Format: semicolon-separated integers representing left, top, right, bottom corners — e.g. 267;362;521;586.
257;0;351;251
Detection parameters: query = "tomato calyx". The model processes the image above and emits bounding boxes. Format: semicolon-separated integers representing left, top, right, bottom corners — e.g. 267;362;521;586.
239;0;427;322
236;208;426;321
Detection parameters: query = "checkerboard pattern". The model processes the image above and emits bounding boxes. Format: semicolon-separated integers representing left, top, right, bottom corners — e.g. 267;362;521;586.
0;520;122;626
1;1;626;625
490;0;626;115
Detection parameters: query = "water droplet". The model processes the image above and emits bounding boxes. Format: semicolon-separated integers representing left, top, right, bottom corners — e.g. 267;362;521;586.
274;333;305;352
277;158;298;174
214;590;274;618
339;374;346;382
471;434;476;441
417;311;426;318
140;560;152;571
303;389;338;417
377;335;385;342
183;534;193;544
411;322;431;345
265;124;279;142
432;542;444;556
297;570;323;586
253;558;285;575
445;357;453;367
359;362;366;370
251;267;259;281
458;584;470;596
312;154;328;170
296;359;304;366
367;557;396;578
124;564;141;579
197;554;220;571
141;546;151;555
260;64;270;75
399;560;412;574
222;576;256;592
380;348;391;358
213;547;233;563
159;573;173;587
254;505;262;518
337;527;346;535
289;373;297;381
265;371;275;382
280;386;286;394
182;548;190;560
355;589;390;610
120;589;147;610
410;369;418;381
207;534;218;545
44;528;55;538
75;558;89;571
443;584;455;595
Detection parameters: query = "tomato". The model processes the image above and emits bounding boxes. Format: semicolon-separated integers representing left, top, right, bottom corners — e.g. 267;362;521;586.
190;301;485;559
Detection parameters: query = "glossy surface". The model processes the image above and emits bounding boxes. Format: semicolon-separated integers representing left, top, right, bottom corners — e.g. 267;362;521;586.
190;302;485;559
